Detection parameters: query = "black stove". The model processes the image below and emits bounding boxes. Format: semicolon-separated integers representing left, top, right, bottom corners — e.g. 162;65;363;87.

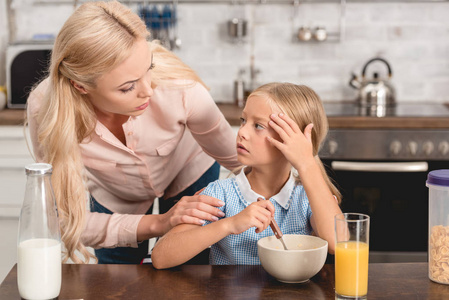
320;102;449;263
323;102;449;118
320;102;449;161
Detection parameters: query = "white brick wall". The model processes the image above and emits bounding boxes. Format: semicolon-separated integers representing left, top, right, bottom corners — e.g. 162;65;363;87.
1;1;449;103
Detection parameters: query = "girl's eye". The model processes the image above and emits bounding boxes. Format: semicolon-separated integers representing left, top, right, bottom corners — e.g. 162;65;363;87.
149;63;155;70
255;123;264;130
239;117;246;126
120;84;135;93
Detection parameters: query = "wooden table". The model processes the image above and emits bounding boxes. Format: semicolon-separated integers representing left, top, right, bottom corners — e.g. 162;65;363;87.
1;263;449;299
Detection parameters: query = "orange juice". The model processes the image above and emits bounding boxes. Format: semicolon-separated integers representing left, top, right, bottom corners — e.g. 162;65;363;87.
335;241;369;297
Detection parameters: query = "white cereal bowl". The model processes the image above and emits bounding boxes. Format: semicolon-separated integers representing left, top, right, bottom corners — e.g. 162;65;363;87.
257;234;328;283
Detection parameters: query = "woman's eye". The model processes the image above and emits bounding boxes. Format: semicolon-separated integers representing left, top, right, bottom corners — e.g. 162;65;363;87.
239;117;246;126
149;63;155;70
120;84;135;93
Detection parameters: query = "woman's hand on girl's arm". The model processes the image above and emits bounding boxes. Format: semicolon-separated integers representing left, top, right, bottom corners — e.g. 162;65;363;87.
151;199;275;269
136;194;225;241
267;113;315;172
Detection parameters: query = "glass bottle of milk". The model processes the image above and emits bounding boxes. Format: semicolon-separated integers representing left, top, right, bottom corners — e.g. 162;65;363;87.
17;163;61;300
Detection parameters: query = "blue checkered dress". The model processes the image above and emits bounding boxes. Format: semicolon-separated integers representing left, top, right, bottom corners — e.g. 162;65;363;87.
202;169;312;265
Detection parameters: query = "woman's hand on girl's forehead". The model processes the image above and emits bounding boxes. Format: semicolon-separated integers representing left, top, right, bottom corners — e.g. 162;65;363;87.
266;113;315;170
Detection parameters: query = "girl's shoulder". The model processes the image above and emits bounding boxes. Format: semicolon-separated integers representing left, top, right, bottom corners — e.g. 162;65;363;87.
290;181;308;201
200;177;238;198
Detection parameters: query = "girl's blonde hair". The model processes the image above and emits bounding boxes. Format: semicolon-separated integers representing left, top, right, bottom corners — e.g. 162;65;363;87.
31;1;206;263
249;83;342;203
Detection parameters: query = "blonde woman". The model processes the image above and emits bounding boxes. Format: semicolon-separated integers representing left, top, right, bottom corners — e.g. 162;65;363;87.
27;1;239;264
152;83;342;268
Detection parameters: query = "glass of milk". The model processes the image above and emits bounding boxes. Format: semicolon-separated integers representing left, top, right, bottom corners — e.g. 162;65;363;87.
17;163;62;300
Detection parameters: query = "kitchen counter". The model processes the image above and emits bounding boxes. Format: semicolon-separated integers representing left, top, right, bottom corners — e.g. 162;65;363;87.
1;263;448;299
0;109;26;126
217;103;449;129
3;103;449;128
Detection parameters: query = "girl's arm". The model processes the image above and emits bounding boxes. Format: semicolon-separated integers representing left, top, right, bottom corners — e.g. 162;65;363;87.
152;200;275;269
298;160;342;254
267;113;342;254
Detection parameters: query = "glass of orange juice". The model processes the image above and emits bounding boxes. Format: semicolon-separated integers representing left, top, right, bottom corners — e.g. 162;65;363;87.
335;213;370;299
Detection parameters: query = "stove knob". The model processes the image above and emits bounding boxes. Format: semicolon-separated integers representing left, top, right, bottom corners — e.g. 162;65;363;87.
423;141;434;156
439;141;449;155
328;140;338;155
390;140;402;155
407;141;418;156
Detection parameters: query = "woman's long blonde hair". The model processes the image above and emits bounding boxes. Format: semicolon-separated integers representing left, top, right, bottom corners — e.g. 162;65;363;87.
249;83;342;203
31;1;205;263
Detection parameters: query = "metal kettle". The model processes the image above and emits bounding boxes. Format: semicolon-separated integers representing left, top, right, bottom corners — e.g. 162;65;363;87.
349;57;396;107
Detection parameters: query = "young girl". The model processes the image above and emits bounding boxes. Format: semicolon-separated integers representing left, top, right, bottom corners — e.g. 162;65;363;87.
151;83;342;268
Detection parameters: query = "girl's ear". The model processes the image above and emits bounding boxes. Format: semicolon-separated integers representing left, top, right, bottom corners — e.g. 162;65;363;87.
70;80;87;94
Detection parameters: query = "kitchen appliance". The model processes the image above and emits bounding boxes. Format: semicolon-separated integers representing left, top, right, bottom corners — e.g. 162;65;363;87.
349;57;396;112
6;43;53;108
320;102;449;263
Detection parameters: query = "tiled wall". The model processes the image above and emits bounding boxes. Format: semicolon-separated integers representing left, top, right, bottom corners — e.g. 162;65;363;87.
1;1;449;103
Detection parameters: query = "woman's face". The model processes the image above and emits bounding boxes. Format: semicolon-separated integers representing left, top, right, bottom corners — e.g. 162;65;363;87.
236;95;286;167
85;38;154;117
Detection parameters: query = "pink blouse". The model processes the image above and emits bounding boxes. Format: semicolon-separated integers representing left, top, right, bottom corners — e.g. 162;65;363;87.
27;78;240;249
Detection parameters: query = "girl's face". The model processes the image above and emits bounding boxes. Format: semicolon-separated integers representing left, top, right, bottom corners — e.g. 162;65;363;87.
85;38;154;117
237;95;286;167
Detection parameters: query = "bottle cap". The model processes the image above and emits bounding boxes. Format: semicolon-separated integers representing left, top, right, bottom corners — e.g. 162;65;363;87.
25;163;53;175
427;169;449;187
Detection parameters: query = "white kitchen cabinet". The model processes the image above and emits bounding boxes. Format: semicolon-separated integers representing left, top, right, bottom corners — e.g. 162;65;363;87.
0;126;34;217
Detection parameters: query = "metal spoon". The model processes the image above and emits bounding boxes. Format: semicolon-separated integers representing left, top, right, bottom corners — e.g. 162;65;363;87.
257;198;288;250
268;218;289;251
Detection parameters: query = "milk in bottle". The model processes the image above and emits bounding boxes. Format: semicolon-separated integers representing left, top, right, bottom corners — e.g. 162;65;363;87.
17;163;61;300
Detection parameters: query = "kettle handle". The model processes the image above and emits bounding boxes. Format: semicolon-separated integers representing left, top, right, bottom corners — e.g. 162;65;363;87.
361;57;392;79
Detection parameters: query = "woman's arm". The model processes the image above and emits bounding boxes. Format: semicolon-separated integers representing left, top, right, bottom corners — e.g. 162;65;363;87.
183;82;241;171
152;200;275;269
267;113;342;254
137;193;226;241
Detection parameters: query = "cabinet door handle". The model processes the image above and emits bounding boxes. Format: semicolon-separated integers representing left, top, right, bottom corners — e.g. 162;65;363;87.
331;161;428;172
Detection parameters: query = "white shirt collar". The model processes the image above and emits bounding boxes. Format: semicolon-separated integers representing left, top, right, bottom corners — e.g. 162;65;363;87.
234;167;295;209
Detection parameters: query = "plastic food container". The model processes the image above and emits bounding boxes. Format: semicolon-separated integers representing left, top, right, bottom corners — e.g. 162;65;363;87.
427;169;449;284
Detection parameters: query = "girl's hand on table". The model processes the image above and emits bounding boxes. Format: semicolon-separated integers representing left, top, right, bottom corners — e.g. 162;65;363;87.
267;113;315;172
227;200;274;235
